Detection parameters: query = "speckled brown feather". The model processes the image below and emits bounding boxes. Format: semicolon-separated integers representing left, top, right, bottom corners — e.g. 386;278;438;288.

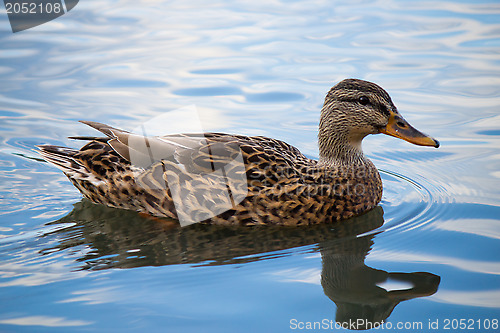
37;129;382;226
38;79;415;226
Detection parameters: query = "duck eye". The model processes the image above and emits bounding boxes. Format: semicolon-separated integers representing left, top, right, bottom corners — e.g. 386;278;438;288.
358;96;370;105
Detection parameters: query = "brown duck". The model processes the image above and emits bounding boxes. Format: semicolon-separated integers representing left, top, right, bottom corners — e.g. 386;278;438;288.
38;79;439;226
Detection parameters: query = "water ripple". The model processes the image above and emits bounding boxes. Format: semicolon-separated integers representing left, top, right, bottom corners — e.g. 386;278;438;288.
0;0;499;329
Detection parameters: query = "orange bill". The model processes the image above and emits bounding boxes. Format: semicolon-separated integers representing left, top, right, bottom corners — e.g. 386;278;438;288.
380;112;440;148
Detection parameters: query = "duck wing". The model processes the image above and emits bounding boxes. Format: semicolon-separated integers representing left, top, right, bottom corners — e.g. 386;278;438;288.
71;121;247;174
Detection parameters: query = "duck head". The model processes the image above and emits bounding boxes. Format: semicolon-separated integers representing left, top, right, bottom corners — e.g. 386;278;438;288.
318;79;439;164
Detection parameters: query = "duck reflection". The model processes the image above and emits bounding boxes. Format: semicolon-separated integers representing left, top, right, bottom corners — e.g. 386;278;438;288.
320;230;440;329
42;200;439;329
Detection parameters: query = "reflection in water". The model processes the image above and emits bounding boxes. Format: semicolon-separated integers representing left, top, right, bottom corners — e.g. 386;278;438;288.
321;238;439;329
42;200;439;329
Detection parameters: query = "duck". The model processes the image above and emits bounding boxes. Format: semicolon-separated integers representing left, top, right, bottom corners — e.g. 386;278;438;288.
37;79;439;226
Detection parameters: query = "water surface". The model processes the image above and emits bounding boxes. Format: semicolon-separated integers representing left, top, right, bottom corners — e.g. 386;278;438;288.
0;0;499;332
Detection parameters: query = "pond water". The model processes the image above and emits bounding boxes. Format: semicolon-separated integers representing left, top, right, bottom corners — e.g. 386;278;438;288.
1;0;499;332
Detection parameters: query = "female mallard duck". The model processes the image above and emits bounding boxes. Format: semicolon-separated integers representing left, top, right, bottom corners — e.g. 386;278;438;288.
38;79;439;226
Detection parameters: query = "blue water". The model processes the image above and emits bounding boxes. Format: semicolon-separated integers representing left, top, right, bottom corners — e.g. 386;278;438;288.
1;0;499;332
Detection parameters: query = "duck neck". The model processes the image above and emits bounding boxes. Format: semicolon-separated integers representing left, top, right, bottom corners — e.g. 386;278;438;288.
318;137;366;167
318;118;367;168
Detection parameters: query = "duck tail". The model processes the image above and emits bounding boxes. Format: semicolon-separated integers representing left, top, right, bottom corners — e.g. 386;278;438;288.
36;145;90;180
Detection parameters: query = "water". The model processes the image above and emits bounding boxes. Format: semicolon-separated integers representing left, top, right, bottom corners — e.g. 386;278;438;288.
0;0;499;331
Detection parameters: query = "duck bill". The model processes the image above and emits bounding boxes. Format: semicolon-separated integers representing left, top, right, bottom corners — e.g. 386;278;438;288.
380;112;440;148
